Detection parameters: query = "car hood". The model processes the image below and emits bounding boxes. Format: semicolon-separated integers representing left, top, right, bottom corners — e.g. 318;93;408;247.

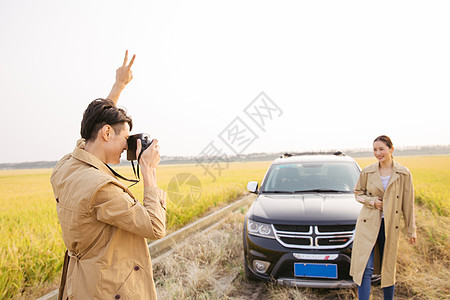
250;193;362;224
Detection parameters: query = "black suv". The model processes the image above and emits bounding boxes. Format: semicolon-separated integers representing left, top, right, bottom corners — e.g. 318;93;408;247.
243;152;378;288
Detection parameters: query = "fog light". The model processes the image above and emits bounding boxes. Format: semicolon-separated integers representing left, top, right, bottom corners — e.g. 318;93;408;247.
253;260;270;274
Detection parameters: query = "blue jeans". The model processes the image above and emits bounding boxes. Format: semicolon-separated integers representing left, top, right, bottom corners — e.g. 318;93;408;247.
358;219;395;300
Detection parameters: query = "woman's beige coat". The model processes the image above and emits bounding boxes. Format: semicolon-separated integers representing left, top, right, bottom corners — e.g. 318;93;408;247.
50;140;166;299
350;161;416;288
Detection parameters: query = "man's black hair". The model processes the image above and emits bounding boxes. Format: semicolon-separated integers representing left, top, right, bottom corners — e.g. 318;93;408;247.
81;98;133;141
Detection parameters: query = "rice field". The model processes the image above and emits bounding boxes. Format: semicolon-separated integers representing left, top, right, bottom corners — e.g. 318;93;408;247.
0;155;449;299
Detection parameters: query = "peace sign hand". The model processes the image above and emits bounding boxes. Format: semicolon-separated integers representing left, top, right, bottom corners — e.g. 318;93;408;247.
107;50;136;105
115;50;136;87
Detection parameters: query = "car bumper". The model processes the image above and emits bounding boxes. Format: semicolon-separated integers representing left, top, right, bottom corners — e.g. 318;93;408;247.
277;277;356;288
245;233;356;288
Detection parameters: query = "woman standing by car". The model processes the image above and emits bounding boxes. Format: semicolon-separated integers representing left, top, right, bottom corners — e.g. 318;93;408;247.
350;135;417;300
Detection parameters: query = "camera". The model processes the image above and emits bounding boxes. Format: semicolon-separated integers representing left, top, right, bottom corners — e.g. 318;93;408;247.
127;133;152;161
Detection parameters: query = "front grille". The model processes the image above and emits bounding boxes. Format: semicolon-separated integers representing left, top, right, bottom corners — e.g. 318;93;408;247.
279;237;312;246
274;224;310;233
317;225;355;233
317;236;351;246
273;224;355;249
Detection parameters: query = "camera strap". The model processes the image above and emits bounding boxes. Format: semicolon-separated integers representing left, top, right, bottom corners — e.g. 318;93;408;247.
104;163;140;188
104;148;146;188
130;160;140;187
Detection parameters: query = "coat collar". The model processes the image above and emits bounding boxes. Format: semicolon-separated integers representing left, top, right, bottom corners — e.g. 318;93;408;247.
365;160;408;193
387;160;409;190
72;139;116;178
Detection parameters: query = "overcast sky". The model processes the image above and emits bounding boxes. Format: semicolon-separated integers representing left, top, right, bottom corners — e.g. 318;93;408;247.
0;1;449;164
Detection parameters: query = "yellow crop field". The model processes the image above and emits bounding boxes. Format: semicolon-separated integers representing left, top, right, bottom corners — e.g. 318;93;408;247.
0;155;449;299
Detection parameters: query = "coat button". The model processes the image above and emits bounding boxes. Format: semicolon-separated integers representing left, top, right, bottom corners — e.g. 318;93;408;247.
115;295;121;299
134;265;140;271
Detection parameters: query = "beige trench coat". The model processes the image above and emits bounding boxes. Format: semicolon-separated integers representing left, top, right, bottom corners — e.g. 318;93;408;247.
350;161;416;288
50;140;166;300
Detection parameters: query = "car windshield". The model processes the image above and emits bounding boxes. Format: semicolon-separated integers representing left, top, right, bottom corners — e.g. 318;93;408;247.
261;162;360;193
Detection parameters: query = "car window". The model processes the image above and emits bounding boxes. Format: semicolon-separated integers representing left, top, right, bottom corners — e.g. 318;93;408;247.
261;162;360;193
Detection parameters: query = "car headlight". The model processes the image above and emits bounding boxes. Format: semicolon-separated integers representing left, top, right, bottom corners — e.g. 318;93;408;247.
247;219;275;239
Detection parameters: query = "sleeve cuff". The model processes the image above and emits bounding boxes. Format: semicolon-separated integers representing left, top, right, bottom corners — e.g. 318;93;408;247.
144;187;167;210
406;227;416;238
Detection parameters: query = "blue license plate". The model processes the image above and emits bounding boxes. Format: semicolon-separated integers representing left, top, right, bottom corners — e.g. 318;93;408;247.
294;263;338;279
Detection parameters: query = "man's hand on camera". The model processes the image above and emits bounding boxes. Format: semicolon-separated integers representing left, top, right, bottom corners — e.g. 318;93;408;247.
136;139;160;188
137;139;160;169
107;50;136;106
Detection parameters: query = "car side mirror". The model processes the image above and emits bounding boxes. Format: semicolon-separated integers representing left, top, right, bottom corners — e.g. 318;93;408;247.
247;181;259;194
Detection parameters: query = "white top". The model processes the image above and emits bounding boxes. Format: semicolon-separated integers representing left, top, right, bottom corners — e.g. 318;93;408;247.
380;175;390;218
381;175;390;190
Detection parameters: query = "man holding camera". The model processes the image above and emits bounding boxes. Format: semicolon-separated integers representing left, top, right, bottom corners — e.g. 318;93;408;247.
50;51;166;300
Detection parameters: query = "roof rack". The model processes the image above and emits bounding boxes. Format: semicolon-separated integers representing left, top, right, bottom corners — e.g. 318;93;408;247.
280;151;345;158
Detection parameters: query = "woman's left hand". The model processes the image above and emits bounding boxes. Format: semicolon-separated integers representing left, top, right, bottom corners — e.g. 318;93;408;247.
409;236;417;245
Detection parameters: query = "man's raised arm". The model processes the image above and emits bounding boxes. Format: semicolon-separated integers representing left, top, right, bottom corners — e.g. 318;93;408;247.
107;50;136;106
